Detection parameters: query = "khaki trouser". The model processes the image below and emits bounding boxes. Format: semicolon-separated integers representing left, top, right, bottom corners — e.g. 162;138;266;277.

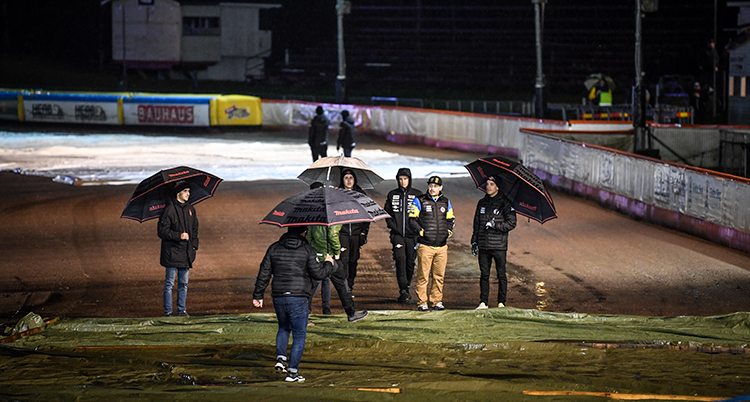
415;244;448;307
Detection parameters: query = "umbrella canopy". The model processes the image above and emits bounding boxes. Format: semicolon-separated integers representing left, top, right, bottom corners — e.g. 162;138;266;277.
297;156;384;190
584;73;616;91
121;166;222;223
260;186;389;227
464;156;557;224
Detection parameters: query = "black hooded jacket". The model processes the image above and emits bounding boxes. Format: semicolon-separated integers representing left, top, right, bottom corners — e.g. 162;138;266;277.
337;115;355;149
339;173;370;237
253;232;334;299
385;167;422;237
308;113;330;147
158;198;199;268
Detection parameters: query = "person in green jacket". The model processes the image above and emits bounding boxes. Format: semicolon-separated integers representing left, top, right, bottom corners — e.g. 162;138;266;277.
306;220;341;315
306;182;368;322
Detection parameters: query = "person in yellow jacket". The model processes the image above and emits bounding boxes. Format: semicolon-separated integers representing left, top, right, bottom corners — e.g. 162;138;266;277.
408;176;455;312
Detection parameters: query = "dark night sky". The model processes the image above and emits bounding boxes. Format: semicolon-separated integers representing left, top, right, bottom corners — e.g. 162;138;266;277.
0;1;741;94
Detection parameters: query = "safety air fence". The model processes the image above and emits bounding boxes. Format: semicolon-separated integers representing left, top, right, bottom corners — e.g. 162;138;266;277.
262;100;750;253
0;89;262;126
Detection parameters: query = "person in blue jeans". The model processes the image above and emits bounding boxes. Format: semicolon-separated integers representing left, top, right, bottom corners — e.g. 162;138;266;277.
158;181;199;317
253;226;336;382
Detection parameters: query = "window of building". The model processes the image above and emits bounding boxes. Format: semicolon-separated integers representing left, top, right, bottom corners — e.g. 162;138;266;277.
183;17;220;36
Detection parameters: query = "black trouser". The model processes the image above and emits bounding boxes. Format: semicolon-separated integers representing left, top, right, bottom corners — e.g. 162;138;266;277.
310;143;327;162
310;260;355;316
339;233;362;290
391;233;417;292
478;249;508;304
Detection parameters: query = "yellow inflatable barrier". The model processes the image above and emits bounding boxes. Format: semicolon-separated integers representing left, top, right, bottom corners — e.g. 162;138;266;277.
211;94;262;126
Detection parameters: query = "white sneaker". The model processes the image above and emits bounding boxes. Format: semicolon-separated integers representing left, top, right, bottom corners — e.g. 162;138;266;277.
476;302;488;309
498;302;506;308
285;371;305;382
433;302;445;311
417;304;429;312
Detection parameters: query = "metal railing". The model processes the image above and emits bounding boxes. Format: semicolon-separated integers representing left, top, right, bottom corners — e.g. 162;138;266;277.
266;94;691;123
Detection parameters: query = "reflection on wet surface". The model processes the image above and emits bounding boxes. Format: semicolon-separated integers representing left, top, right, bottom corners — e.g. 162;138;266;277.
535;281;548;310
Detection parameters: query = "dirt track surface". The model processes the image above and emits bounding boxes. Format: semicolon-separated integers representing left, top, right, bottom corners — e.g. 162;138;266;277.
1;129;749;327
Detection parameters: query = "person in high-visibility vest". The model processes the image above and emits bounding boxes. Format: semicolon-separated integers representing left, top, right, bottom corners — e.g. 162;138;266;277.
591;79;612;106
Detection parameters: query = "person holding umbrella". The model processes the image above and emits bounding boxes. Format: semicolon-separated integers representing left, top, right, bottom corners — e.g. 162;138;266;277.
158;181;199;317
338;169;370;292
252;226;336;382
408;176;455;312
384;167;422;303
470;176;517;309
308;106;330;162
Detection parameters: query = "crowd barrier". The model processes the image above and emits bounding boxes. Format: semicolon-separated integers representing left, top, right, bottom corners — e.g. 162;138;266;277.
0;89;262;127
262;100;750;253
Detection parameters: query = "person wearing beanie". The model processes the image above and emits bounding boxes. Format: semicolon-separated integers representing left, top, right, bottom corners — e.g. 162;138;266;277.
384;167;422;303
471;176;517;309
338;169;370;292
336;110;356;157
158;180;199;317
253;225;336;382
308;106;330;162
408;175;455;312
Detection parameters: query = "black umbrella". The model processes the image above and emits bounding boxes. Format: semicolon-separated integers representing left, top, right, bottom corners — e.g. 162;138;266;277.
121;166;223;223
465;156;557;224
260;186;389;227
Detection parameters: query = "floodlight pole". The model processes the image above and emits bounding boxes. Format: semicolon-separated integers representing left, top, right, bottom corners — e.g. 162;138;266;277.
335;0;347;104
532;0;547;119
122;0;127;78
634;0;645;151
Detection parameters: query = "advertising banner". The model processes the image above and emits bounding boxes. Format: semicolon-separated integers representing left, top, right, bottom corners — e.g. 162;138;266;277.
0;98;19;121
214;95;262;126
22;94;121;125
123;96;211;126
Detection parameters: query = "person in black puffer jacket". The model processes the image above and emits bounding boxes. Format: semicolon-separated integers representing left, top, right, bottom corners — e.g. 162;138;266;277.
252;226;336;383
408;176;455;312
384;167;422;302
158;181;199;317
470;176;517;309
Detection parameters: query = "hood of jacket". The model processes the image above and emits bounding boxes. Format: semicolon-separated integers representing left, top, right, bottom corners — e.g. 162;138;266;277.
280;232;307;249
396;167;412;190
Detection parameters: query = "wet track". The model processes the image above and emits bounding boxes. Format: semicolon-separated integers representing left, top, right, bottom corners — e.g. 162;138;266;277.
1;129;749;326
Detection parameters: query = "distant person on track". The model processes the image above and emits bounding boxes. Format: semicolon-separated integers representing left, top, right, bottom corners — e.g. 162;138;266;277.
470;176;517;309
384;167;422;303
158;181;199;317
408;176;455;312
308;106;330;162
338;169;370;292
336;110;356;157
252;225;336;382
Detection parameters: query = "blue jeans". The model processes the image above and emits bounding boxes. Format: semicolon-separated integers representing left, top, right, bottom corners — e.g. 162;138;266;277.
273;296;309;371
164;267;189;315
